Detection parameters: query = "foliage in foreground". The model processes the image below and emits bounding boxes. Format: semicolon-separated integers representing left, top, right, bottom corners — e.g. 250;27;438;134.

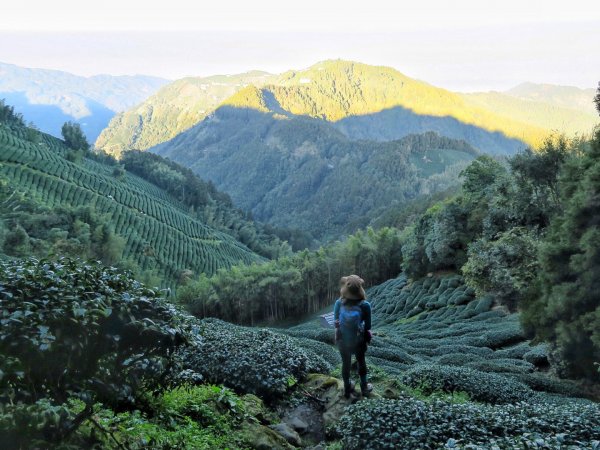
1;385;271;450
0;258;188;445
337;396;600;450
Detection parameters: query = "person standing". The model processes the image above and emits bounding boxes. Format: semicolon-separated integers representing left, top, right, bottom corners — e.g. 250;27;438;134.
334;275;372;398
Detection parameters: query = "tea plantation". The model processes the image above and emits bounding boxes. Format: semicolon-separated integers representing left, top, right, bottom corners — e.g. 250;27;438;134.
281;274;600;448
0;127;262;286
1;257;598;449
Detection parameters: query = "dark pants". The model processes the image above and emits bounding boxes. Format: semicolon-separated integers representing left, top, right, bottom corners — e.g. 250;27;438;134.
339;342;367;387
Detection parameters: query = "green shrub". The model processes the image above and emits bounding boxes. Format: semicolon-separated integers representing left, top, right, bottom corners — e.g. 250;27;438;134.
337;397;600;450
289;336;340;366
401;364;533;404
0;258;188;442
176;319;330;398
523;343;550;366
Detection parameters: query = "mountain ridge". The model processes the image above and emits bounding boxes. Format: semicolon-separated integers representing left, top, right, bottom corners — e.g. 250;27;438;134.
0;61;169;140
97;60;597;155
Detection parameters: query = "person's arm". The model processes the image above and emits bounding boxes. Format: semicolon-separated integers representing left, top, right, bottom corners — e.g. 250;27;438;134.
333;299;342;342
362;301;372;331
334;299;341;325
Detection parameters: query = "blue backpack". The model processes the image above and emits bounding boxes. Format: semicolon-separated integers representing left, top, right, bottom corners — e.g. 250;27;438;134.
339;302;365;343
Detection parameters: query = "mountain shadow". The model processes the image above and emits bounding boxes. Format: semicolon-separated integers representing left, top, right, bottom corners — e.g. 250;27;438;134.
152;105;479;240
334;105;528;155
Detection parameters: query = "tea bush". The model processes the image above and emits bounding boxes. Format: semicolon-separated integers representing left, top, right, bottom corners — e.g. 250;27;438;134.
0;258;187;405
177;319;331;398
0;258;189;444
337;397;600;449
401;364;533;404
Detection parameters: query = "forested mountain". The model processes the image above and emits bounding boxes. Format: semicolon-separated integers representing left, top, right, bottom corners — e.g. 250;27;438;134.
0;105;292;287
0;62;168;140
97;60;596;156
95;71;274;156
153;95;477;239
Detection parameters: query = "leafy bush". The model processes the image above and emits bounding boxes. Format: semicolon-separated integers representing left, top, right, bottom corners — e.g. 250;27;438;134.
176;319;330;399
523;343;549;367
401;364;533;404
337;397;600;450
0;258;188;443
462;227;540;310
515;373;584;397
0;399;80;449
72;386;254;450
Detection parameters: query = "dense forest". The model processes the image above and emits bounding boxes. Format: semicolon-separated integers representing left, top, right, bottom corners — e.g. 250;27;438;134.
154;101;477;240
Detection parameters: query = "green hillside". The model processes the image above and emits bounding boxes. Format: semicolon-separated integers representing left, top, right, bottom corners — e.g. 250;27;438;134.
97;60;596;157
3;258;599;449
95;71;274;157
153;101;477;239
0;120;272;287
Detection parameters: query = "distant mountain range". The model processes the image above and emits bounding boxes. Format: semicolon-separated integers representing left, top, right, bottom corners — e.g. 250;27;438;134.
0;62;168;141
97;60;598;156
4;59;597;239
94;60;599;239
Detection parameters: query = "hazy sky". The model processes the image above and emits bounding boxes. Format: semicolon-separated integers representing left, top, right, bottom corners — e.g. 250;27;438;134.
1;0;599;91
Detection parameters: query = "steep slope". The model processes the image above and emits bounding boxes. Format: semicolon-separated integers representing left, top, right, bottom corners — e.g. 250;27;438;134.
0;122;265;287
0;61;168;140
153;90;477;239
95;71;274;156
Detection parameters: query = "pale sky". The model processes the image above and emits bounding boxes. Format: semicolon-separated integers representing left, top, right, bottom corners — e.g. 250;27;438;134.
1;0;599;91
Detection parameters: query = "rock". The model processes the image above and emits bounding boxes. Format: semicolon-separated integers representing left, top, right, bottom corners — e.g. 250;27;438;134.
286;416;309;433
240;421;295;450
242;393;271;423
306;444;327;450
270;422;302;446
282;402;326;445
303;374;353;428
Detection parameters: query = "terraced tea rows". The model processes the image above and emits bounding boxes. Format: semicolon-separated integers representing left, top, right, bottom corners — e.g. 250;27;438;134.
283;273;583;398
0;128;262;285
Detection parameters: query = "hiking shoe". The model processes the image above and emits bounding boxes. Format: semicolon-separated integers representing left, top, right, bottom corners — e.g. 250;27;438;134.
361;383;373;397
344;380;355;398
